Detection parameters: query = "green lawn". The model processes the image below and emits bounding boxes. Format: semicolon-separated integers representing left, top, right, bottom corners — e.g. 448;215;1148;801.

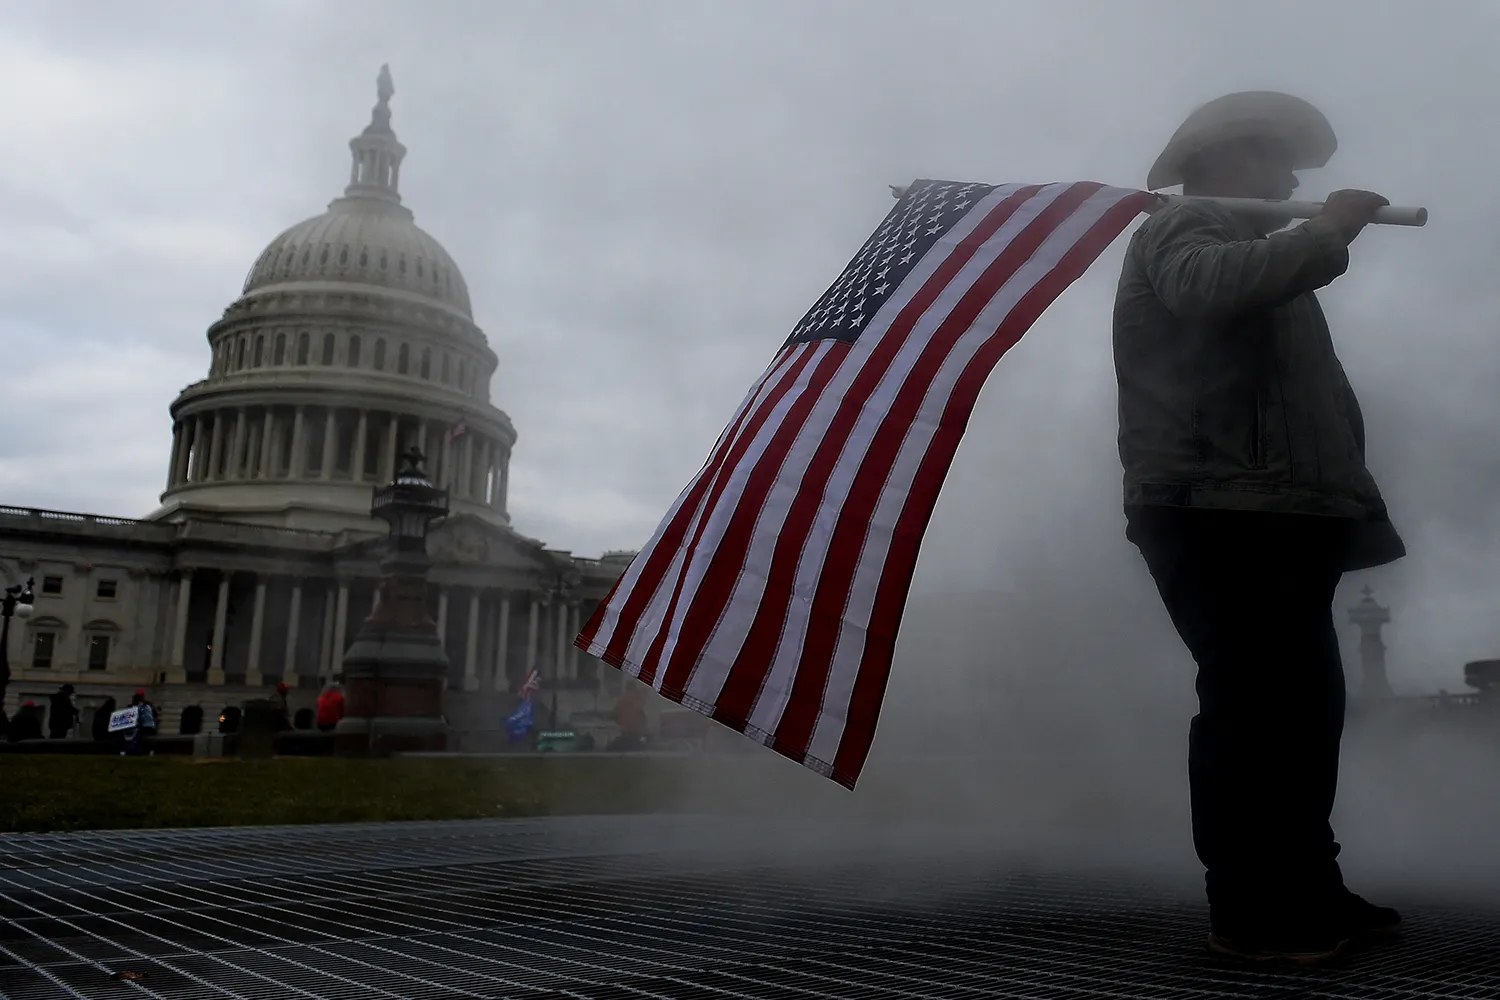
0;749;1075;834
0;754;738;833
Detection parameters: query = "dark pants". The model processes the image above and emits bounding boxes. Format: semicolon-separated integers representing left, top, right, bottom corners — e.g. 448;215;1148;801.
1126;505;1349;926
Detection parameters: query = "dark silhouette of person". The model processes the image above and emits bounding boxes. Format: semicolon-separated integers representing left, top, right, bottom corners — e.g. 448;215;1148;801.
1117;92;1403;964
8;701;43;742
47;684;79;739
92;697;118;743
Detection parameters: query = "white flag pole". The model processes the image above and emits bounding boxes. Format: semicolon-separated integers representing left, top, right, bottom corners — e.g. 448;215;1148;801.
887;185;1427;228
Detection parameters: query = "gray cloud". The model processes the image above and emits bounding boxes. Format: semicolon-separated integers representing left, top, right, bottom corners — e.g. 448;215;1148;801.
1;0;1497;698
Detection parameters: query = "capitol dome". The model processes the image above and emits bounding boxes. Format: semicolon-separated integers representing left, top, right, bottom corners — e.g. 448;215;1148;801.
150;66;517;534
241;195;472;318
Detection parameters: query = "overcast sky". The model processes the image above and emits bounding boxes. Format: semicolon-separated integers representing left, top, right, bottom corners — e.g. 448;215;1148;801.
0;0;1495;691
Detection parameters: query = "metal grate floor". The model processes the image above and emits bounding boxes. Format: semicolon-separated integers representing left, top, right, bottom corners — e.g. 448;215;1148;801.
0;816;1496;999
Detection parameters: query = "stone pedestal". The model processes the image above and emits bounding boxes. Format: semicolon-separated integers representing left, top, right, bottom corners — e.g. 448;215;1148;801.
334;558;449;756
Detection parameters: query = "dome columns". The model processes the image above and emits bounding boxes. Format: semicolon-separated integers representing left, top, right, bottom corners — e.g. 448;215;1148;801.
163;401;510;519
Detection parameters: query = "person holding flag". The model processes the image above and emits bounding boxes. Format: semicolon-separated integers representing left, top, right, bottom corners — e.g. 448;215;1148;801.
1115;91;1404;964
504;667;540;743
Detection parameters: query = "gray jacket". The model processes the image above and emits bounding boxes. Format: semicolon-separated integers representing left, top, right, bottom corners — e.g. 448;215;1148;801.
1113;200;1404;568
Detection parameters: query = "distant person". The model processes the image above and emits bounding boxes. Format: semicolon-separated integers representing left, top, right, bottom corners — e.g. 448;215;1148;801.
47;684;79;739
92;697;117;742
1116;92;1403;963
315;679;345;733
8;701;43;742
124;691;156;756
271;681;292;731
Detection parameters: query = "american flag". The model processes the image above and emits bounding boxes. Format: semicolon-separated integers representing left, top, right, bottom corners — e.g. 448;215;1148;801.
445;419;468;443
575;180;1156;789
517;666;540;699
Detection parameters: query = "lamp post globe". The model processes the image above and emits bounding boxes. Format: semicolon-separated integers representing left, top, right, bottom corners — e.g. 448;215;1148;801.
371;447;449;554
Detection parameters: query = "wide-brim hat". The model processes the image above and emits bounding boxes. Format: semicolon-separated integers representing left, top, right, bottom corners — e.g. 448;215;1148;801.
1146;91;1337;191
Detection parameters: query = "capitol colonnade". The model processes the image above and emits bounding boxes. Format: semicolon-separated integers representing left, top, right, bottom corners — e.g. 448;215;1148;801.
162;566;601;693
164;404;509;515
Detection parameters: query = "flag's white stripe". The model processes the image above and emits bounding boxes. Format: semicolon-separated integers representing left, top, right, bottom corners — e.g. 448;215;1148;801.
594;184;1025;669
636;340;838;685
806;186;1138;764
677;185;1040;710
615;343;821;679
728;185;1079;735
585;344;803;654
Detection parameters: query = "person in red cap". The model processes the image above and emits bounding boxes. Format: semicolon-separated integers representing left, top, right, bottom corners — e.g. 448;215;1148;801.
316;677;345;732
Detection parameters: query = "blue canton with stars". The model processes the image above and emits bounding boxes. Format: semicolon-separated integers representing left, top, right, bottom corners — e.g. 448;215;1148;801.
784;180;997;347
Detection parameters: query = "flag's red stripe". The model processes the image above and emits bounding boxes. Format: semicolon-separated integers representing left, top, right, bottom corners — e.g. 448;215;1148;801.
632;343;831;686
693;187;1048;726
579;344;798;654
586;345;801;663
829;191;1154;786
770;183;1106;759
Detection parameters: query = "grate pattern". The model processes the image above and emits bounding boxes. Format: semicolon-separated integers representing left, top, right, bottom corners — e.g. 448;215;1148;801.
0;816;1495;999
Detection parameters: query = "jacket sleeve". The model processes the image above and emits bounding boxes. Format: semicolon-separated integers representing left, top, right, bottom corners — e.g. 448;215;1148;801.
1136;204;1352;322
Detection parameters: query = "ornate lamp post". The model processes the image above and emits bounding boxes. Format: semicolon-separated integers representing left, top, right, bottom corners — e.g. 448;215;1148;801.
1349;586;1394;699
0;577;35;730
335;448;451;755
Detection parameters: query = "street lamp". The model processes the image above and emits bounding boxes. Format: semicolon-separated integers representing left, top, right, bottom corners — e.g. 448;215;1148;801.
0;577;36;728
336;447;451;755
371;447;449;556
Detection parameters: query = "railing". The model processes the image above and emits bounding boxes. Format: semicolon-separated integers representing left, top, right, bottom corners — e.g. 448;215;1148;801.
0;505;148;528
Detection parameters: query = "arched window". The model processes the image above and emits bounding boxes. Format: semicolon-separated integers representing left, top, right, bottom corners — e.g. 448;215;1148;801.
348;335;362;368
397;343;410;375
374;339;387;371
236;338;247;370
296;331;310;365
440;354;450;384
419;347;431;379
26;616;67;669
273;332;286;365
82;619;120;672
252;335;264;367
321;333;336;366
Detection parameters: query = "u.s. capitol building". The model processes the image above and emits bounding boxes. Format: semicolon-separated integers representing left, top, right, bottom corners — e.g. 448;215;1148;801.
0;69;634;734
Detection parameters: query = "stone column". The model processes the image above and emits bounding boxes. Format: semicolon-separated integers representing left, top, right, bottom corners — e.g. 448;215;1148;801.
332;580;350;668
567;602;582;680
383;414;400;480
174;419;195;485
168;569;193;683
553;600;569;684
353;410;369;483
492;592;511;692
460;434;474;499
289;405;306;479
436;588;449;648
319;586;336;678
320;408;338;479
439;429;454;492
246;576;268;686
525;598;540;677
230;408;248;479
463;590;481;691
188;416;207;481
166;422;183;490
207;413;225;481
257;408;276;478
283;580;303;687
208;572;231;684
